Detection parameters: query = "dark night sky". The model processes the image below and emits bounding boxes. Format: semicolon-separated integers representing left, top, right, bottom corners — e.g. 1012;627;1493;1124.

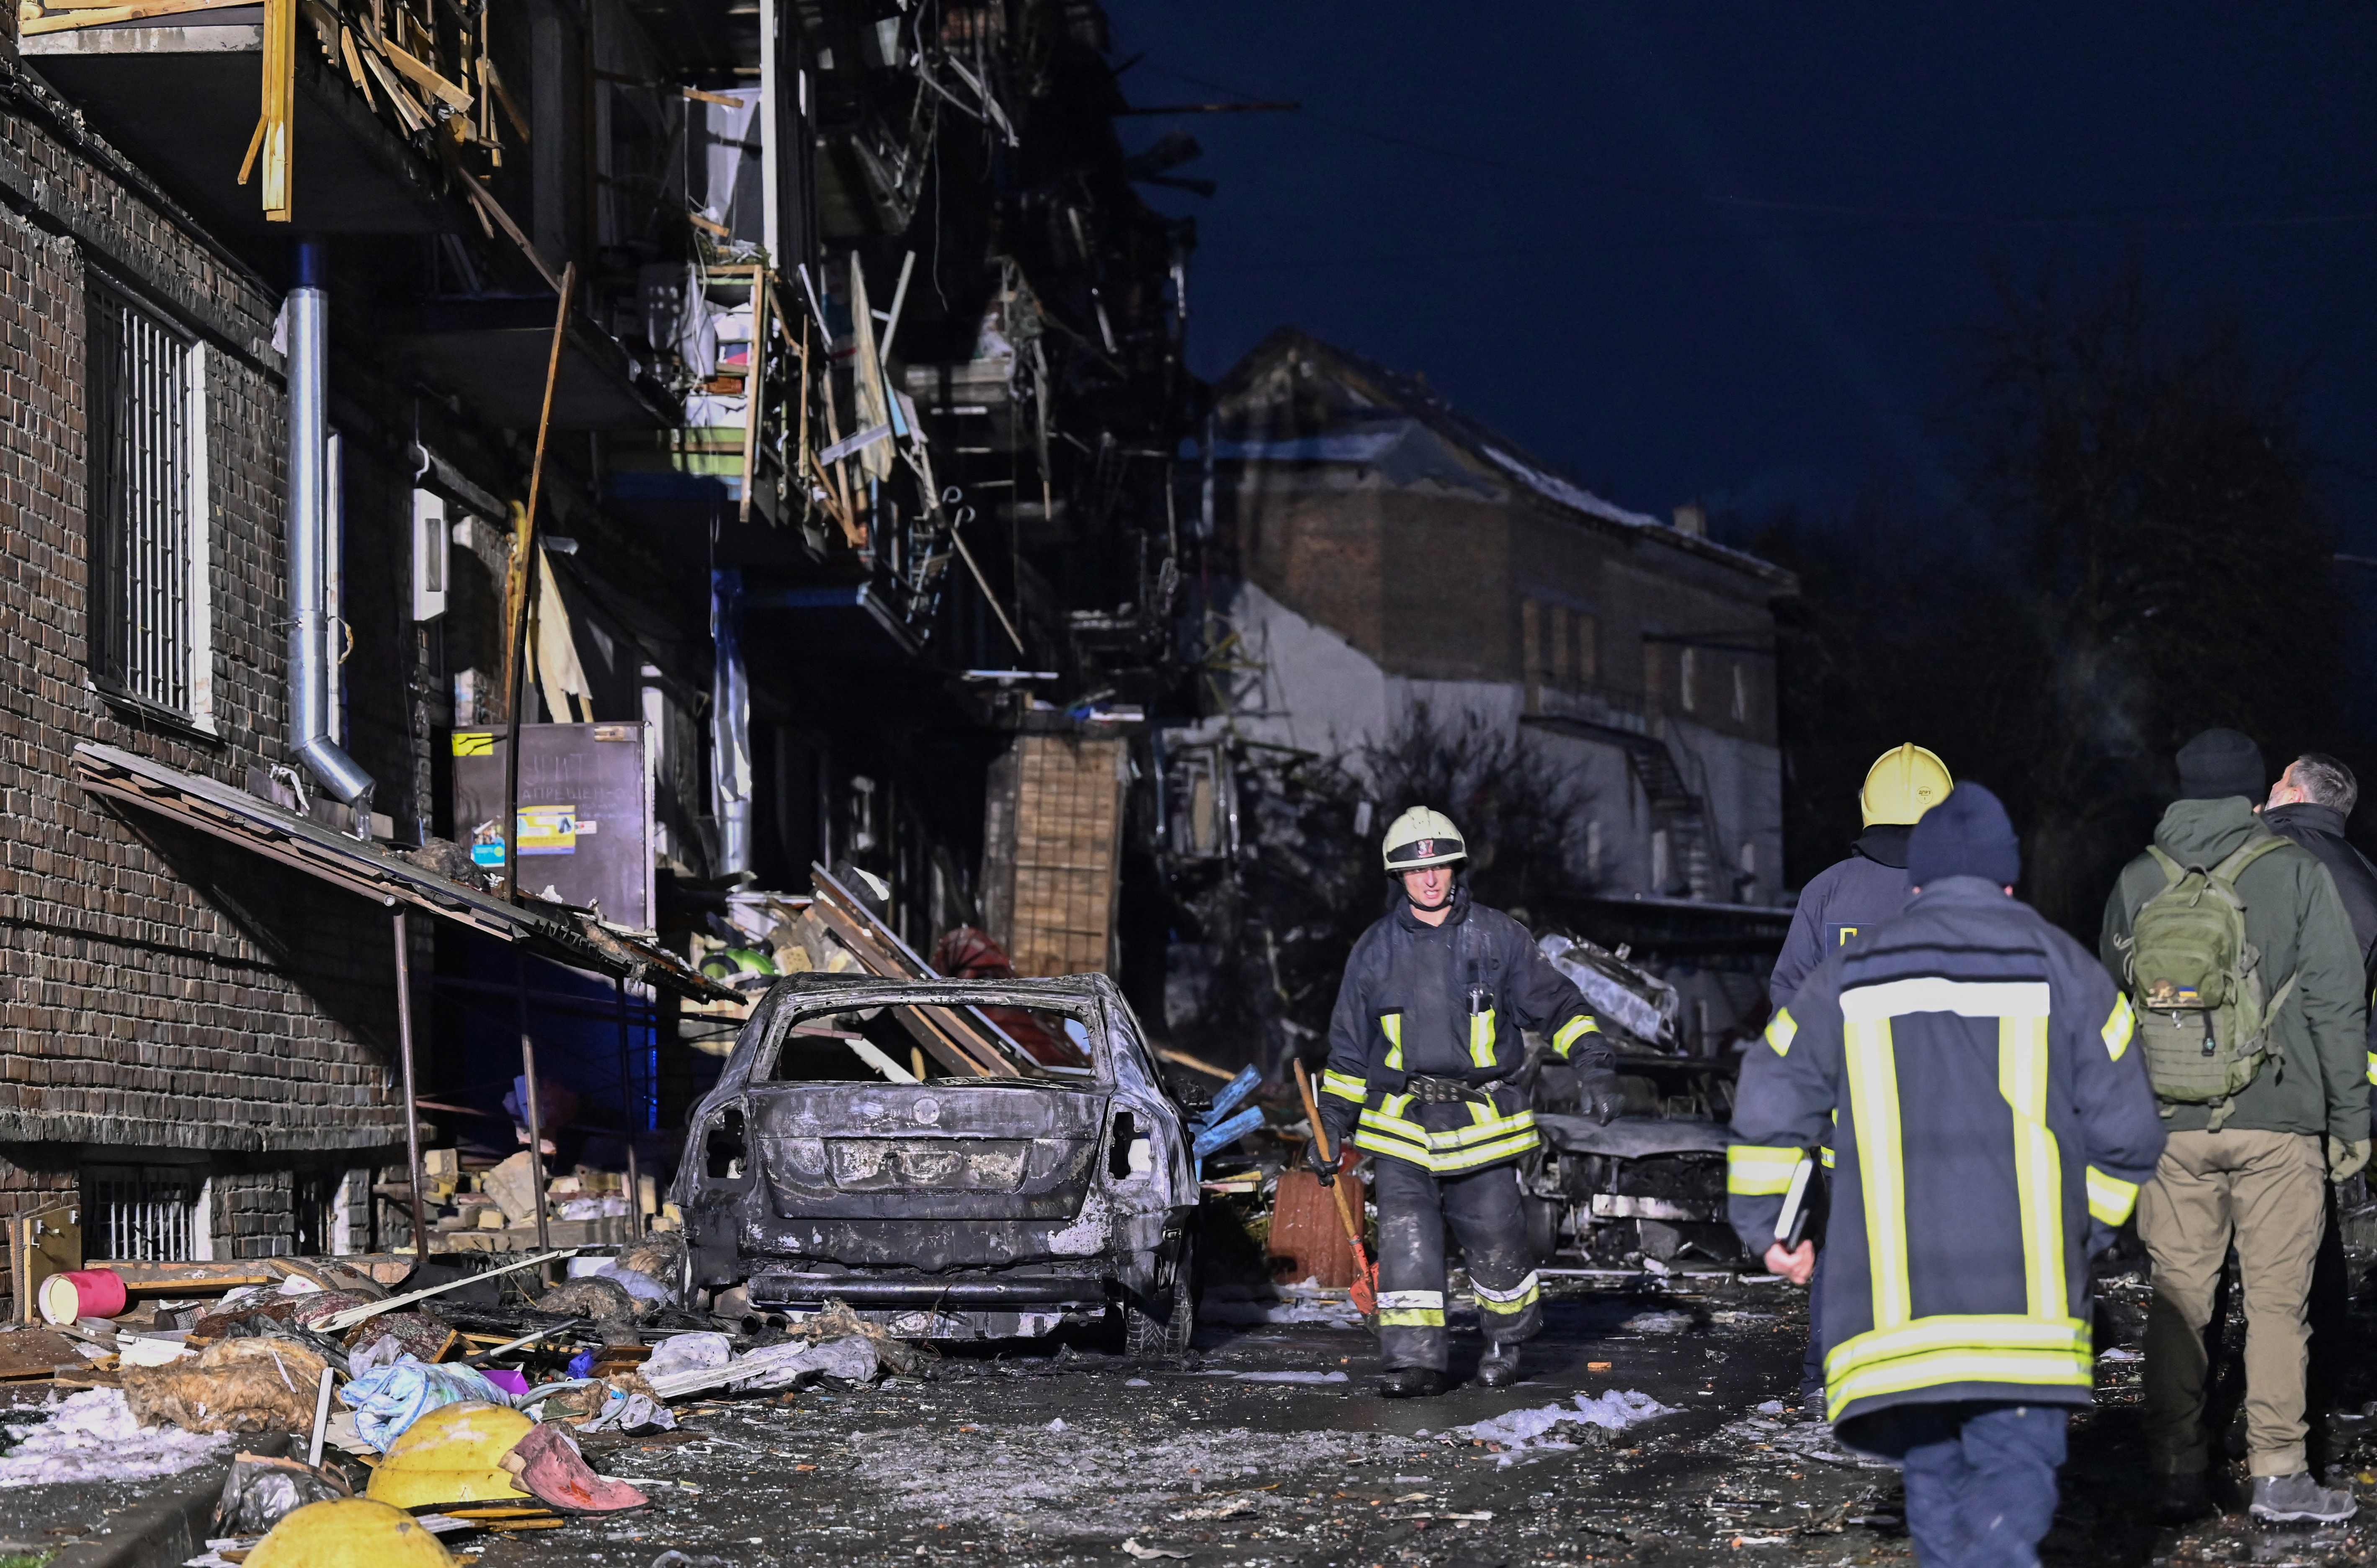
1103;3;2377;546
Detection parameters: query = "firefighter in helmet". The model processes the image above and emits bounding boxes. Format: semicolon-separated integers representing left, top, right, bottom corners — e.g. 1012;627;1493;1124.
1310;806;1619;1396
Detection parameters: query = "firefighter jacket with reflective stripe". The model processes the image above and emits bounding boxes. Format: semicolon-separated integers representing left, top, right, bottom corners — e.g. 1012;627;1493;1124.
1728;875;2166;1426
1321;885;1607;1173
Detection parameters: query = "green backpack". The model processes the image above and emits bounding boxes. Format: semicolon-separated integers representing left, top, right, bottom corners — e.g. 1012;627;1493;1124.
2116;835;2297;1124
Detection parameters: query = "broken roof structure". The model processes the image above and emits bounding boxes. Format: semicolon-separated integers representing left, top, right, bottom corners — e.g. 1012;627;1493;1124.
1209;328;1794;587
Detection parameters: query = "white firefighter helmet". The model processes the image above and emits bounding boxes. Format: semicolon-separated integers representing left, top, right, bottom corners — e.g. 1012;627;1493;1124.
1381;806;1467;872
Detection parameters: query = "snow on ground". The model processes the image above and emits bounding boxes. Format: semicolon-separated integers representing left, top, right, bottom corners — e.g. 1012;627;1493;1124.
0;1389;232;1487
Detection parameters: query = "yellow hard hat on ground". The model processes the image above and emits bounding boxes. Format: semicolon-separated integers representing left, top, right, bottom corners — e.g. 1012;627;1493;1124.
1382;806;1466;871
1861;744;1953;827
364;1401;534;1511
247;1498;456;1568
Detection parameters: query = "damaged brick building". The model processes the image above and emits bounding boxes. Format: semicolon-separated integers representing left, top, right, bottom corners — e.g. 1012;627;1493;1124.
0;0;1199;1279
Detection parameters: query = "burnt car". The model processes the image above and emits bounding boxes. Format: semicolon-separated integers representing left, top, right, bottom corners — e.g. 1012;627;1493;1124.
1517;933;1744;1265
673;973;1201;1354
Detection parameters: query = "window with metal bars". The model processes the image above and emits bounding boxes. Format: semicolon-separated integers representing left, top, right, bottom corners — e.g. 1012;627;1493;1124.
80;1163;204;1263
87;281;210;720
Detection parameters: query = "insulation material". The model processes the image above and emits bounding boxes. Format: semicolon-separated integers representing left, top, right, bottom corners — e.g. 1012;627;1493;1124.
122;1337;333;1436
0;1388;233;1487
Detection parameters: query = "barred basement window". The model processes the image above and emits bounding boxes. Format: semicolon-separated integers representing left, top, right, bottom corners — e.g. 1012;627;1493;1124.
87;280;213;723
81;1163;204;1262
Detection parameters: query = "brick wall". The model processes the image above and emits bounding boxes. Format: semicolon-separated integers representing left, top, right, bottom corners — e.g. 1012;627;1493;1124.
0;65;408;1157
211;1168;296;1259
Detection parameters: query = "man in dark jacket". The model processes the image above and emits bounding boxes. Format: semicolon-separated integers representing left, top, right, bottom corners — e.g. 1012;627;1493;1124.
1768;742;1952;1411
2101;730;2372;1524
2261;752;2377;1478
1731;783;2165;1568
1315;806;1616;1398
2264;753;2377;1052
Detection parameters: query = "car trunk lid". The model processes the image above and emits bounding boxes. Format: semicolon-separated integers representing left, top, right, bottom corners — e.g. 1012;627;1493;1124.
749;1082;1107;1221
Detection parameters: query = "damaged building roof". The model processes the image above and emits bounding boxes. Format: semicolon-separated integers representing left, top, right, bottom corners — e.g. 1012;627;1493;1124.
1211;327;1794;589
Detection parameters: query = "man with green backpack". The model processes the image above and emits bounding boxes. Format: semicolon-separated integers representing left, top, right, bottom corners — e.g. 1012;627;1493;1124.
2101;728;2372;1525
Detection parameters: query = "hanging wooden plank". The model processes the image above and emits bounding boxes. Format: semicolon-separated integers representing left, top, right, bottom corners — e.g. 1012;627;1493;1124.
259;0;296;220
737;271;772;527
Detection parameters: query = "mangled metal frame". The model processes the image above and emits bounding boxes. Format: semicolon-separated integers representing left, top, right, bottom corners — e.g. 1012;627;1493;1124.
675;973;1196;1340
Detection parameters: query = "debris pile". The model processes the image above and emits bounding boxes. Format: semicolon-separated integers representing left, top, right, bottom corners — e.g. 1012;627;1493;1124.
0;1229;920;1560
420;1148;657;1253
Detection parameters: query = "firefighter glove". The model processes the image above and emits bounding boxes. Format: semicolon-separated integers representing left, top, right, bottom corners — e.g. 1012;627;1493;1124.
1304;1133;1338;1185
1577;1068;1623;1125
2330;1135;2371;1185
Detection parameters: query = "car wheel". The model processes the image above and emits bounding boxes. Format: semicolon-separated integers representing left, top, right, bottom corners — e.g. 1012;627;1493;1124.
1522;1193;1562;1264
1124;1238;1196;1360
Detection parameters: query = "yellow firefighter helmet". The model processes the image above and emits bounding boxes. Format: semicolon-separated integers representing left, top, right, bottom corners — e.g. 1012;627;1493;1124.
364;1402;535;1511
1860;744;1953;827
246;1498;456;1568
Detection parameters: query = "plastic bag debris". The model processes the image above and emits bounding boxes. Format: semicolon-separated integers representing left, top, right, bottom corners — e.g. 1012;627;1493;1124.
214;1451;351;1536
340;1357;515;1452
1463;1389;1678;1465
480;1368;531;1399
124;1336;332;1435
644;1332;734;1381
645;1334;877;1399
576;1388;675;1435
500;1421;648;1513
0;1388;232;1486
1121;1539;1191;1559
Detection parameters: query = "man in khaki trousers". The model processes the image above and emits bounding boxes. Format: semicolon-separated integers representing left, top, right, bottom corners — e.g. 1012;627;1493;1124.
2102;730;2372;1525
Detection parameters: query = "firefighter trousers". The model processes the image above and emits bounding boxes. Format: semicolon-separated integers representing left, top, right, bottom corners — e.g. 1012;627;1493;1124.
1372;1156;1542;1372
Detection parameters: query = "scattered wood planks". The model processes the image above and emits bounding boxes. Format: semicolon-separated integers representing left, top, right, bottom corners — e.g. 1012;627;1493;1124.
807;867;1040;1078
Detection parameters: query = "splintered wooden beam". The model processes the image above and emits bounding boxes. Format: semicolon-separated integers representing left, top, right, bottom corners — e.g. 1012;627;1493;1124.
376;33;471;110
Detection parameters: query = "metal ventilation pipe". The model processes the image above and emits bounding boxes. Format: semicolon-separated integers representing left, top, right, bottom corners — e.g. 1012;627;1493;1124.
285;241;375;823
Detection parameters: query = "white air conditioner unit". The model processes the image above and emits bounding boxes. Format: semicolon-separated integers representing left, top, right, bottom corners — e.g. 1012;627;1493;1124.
411;488;448;621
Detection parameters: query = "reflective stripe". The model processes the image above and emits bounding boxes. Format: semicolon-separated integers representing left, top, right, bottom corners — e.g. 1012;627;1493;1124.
1382;1013;1404;1073
1824;1314;2093;1416
1351;1123;1541;1173
1819;1145;1836;1169
1765;1008;1798;1056
1321;1069;1368;1104
1845;1012;1910;1330
1998;1011;2065;1320
1377;1290;1444;1311
2102;995;2135;1062
1378;1307;1445;1328
2367;1050;2377;1089
2085;1164;2140;1226
1551;1015;1598;1059
1472;1271;1540;1313
1468;1007;1498;1070
1840;978;2050;1023
1727;1144;1804;1197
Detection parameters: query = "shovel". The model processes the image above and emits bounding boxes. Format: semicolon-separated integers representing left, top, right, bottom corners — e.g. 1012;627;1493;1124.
1293;1061;1379;1316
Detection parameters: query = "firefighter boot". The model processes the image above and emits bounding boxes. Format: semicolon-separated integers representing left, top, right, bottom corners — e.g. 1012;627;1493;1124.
1476;1339;1521;1388
1377;1367;1451;1399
